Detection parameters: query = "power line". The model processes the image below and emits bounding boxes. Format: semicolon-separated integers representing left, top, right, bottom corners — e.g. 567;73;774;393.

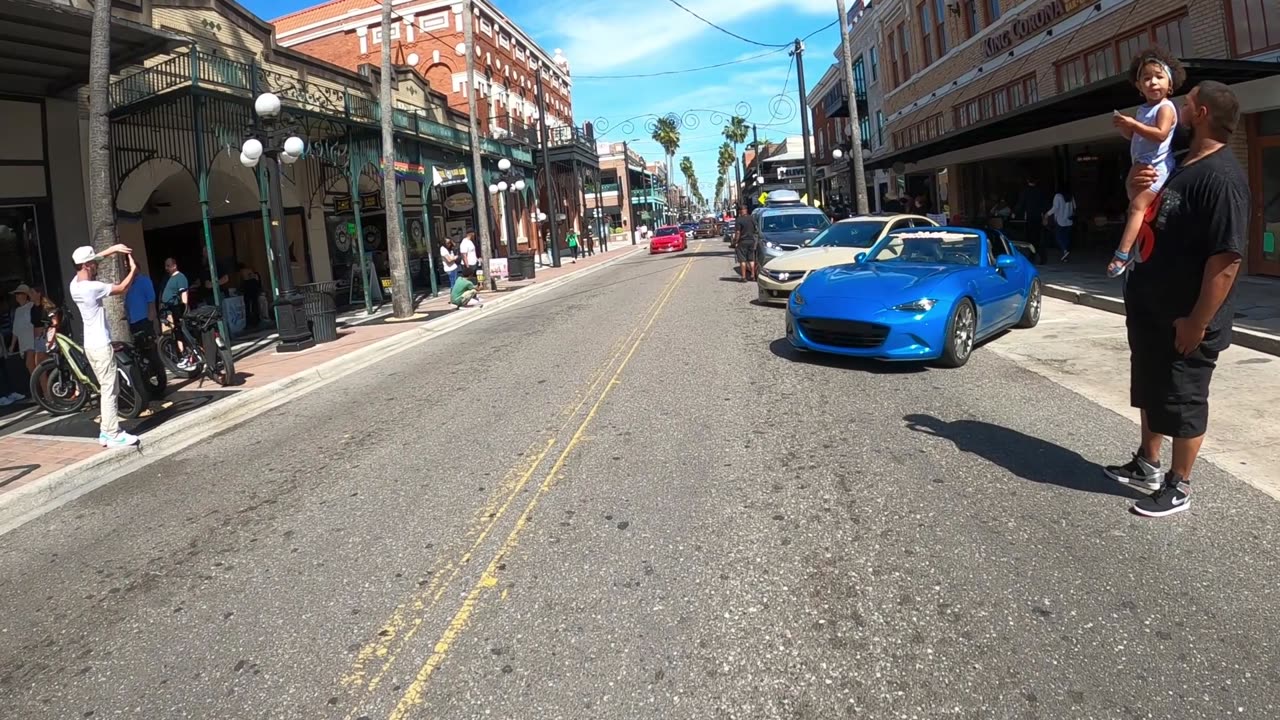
575;46;788;80
662;0;790;47
803;18;839;41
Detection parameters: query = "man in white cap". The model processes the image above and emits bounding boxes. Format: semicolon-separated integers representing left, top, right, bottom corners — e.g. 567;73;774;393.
69;243;140;447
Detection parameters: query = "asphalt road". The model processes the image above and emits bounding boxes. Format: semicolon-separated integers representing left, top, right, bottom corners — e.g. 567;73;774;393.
2;241;1279;720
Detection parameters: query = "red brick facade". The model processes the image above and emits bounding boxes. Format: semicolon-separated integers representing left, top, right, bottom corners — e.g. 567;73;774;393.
274;0;574;140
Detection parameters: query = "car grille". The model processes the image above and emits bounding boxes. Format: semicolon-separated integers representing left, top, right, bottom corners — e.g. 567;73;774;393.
797;318;889;349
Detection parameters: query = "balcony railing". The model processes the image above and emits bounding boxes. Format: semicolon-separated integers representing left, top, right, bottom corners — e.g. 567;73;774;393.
546;124;596;153
109;49;530;162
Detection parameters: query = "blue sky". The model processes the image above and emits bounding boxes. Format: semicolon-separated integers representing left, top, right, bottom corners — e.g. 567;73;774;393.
248;0;844;200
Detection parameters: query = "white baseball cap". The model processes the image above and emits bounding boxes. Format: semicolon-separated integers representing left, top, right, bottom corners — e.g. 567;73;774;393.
71;246;101;265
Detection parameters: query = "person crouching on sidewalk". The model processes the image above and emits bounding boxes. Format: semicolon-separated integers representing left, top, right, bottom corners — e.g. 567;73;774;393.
450;266;484;309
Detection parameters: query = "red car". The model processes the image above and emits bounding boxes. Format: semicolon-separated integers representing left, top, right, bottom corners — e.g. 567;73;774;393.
649;225;688;254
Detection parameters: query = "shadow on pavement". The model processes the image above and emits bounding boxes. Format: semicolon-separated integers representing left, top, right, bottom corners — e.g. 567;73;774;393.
768;338;929;375
902;413;1142;498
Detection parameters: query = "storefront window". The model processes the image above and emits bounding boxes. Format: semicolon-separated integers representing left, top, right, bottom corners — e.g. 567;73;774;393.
1230;0;1280;56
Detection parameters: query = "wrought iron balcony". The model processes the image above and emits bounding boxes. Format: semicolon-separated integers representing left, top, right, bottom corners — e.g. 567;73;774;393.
108;49;531;163
822;79;868;119
546;124;596;153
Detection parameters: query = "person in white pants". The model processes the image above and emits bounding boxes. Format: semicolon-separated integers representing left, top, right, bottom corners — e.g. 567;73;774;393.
69;244;140;448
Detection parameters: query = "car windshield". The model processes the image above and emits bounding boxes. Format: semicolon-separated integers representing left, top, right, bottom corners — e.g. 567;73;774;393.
867;231;984;265
761;212;830;233
804;220;886;248
655;226;680;237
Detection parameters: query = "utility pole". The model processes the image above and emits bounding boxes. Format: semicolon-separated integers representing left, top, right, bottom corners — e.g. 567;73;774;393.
751;123;762;207
836;0;869;214
791;38;816;205
463;0;496;289
623;141;636;244
535;68;561;267
381;0;412;316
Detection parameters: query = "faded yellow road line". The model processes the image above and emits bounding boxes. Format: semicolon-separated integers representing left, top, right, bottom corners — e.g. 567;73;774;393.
386;257;695;719
337;260;692;716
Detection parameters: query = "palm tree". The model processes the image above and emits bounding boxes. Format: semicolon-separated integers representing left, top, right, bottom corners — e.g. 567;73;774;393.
722;115;750;209
651;117;680;215
88;0;128;339
381;0;411;317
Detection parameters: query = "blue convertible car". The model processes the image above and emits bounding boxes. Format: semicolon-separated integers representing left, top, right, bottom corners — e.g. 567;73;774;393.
785;227;1042;367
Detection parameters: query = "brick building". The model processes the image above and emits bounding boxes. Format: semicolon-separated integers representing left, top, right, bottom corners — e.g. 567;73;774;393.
273;0;599;258
861;0;1280;276
588;142;668;234
273;0;573;139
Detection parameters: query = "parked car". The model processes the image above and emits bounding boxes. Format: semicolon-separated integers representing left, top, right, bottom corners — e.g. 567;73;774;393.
650;225;688;254
757;214;937;306
755;190;831;266
785;227;1042;368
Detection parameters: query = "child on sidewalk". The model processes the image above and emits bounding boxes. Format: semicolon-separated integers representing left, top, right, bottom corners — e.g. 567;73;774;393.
1108;48;1185;278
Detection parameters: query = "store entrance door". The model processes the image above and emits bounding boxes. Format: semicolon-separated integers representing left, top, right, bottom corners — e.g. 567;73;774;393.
1251;141;1280;277
0;203;52;296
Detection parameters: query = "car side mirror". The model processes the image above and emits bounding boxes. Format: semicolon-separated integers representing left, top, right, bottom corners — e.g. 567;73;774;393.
855;252;867;263
995;254;1017;269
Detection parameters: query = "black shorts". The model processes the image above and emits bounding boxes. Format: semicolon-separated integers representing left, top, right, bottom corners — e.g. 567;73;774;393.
1128;320;1220;438
736;240;758;264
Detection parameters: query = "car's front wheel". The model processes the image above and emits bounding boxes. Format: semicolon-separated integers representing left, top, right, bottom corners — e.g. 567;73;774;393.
1016;279;1042;328
938;299;976;368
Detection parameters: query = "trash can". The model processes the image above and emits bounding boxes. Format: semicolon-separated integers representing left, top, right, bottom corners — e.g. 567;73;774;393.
508;253;536;281
299;281;339;343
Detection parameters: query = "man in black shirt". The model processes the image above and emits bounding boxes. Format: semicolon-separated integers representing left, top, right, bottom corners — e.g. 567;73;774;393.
734;204;760;282
1104;82;1248;518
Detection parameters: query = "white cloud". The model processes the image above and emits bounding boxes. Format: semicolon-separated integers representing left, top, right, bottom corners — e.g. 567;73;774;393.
554;0;835;74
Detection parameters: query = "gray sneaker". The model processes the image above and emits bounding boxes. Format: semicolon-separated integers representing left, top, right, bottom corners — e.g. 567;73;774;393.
1104;453;1164;491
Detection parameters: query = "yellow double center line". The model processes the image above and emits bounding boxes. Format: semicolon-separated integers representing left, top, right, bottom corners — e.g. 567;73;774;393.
337;256;695;719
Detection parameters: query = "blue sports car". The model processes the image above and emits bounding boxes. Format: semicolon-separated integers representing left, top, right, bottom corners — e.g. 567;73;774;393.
785;226;1042;367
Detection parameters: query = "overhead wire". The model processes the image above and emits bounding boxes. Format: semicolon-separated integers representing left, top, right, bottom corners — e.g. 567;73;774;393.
575;46;789;80
661;0;791;47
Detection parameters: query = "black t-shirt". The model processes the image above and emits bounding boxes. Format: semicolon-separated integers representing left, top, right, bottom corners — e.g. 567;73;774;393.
737;214;760;243
1125;147;1249;351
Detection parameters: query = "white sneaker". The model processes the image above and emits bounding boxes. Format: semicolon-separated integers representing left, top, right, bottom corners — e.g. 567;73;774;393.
99;431;140;448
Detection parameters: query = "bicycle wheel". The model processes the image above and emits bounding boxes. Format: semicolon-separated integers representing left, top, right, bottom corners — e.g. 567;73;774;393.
116;364;146;420
158;332;198;379
210;345;236;387
30;359;89;415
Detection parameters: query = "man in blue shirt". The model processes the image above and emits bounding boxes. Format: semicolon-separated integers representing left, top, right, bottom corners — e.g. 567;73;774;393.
125;269;157;336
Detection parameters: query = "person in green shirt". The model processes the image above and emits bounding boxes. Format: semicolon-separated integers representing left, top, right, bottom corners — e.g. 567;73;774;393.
567;229;579;263
450;268;483;309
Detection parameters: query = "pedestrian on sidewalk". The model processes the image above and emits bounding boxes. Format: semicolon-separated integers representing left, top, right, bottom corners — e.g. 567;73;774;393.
441;238;460;288
459;231;478;274
1103;81;1247;518
1043;182;1076;263
8;284;53;402
124;265;158;337
567;229;579;263
1015;176;1049;265
69;243;141;448
161;258;193;370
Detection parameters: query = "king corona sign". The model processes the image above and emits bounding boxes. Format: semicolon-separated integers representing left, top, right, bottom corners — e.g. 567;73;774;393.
983;0;1092;58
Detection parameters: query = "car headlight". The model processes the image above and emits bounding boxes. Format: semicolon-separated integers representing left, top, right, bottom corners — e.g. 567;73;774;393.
892;298;938;313
765;241;777;249
791;290;805;306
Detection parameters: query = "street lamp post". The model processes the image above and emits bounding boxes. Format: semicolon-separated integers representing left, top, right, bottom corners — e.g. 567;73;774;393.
487;157;528;258
240;92;315;353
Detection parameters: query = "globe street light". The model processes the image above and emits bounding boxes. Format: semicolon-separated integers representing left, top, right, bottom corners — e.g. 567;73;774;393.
489;160;528;258
240;92;314;352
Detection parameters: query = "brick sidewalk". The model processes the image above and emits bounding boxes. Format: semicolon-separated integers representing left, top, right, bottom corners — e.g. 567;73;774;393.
0;242;641;500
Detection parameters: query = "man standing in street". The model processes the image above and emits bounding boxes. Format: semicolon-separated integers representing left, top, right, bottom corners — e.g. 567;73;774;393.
734;204;760;282
70;244;140;448
1104;81;1248;518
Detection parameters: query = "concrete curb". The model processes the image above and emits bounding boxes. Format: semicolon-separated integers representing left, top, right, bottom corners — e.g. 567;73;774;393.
1043;283;1280;357
0;246;646;536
